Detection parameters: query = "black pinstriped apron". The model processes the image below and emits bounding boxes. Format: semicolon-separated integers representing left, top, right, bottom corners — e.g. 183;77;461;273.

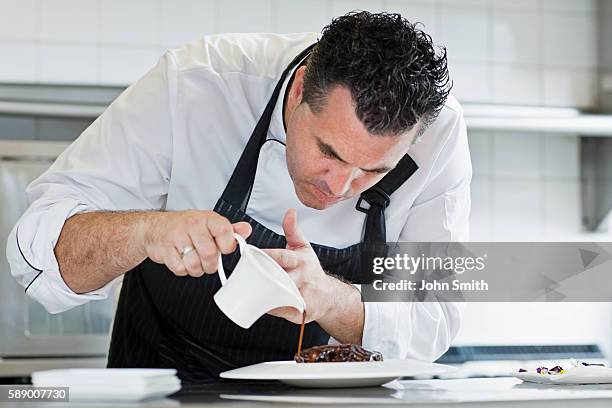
107;44;419;383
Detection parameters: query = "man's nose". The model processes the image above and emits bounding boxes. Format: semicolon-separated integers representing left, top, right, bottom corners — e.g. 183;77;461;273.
327;167;359;197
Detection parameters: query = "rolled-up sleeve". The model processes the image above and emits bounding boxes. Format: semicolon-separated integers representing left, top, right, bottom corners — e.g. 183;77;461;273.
361;106;471;360
6;52;178;314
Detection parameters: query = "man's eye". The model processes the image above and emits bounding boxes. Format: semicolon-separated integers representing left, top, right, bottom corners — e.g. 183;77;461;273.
365;169;390;176
321;149;336;159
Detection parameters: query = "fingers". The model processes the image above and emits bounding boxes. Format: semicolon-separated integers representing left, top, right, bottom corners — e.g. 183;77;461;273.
187;213;241;275
282;209;309;250
148;210;249;279
165;247;188;276
206;213;238;255
175;234;204;277
232;221;252;239
262;248;300;270
188;228;218;274
268;306;311;324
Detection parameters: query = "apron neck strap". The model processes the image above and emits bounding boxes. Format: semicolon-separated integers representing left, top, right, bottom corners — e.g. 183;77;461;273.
220;43;317;210
356;154;419;243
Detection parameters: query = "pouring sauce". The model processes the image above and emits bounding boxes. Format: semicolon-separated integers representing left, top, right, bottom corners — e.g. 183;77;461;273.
296;310;306;355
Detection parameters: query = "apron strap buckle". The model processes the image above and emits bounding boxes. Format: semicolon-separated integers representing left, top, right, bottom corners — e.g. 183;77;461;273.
355;186;391;214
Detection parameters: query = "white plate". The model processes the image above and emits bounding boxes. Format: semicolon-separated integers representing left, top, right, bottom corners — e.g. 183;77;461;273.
220;359;455;388
515;365;612;385
32;369;182;402
32;368;177;380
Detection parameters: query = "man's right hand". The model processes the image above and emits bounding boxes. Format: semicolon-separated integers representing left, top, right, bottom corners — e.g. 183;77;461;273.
142;210;252;278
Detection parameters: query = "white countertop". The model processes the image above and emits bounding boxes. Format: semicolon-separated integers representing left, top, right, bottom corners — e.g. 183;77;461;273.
6;377;612;408
213;377;612;406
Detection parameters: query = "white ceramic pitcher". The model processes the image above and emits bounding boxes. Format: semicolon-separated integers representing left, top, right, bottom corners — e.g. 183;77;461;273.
213;234;306;329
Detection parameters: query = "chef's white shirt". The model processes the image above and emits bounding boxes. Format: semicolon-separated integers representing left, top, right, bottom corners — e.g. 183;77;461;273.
6;32;471;362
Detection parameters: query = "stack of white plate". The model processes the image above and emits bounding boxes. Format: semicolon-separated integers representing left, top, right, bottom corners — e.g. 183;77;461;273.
31;368;181;402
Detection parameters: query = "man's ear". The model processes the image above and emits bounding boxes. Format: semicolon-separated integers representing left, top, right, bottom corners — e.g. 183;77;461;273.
291;66;307;105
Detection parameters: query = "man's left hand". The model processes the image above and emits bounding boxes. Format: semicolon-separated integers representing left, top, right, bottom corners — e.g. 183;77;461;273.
262;208;341;324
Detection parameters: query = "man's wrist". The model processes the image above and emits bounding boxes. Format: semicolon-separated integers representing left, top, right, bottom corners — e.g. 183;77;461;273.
317;274;365;344
136;211;162;260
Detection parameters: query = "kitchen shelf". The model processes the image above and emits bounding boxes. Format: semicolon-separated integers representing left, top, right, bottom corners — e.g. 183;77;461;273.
0;100;104;118
0;83;121;118
463;103;612;136
0;140;70;160
465;115;612;136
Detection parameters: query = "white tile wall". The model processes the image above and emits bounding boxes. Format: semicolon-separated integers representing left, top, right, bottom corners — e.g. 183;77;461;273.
0;0;599;108
40;0;98;43
99;0;159;46
468;130;586;242
440;0;488;7
159;0;216;48
98;46;160;85
466;131;491;178
217;0;274;34
439;7;490;64
492;132;543;179
543;134;579;181
492;66;541;105
40;44;97;84
492;11;539;65
543;181;581;237
540;0;597;13
493;179;544;239
468;179;492;240
542;13;597;70
491;0;537;11
0;0;39;40
274;1;329;34
448;63;492;102
384;0;438;39
330;0;385;16
0;42;38;82
543;70;598;107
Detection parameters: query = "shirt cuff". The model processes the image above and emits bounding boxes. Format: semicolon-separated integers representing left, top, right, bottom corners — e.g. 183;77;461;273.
362;301;462;362
7;198;116;314
361;301;402;358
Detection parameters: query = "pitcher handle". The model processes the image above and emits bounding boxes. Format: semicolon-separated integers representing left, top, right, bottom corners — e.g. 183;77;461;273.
217;233;247;286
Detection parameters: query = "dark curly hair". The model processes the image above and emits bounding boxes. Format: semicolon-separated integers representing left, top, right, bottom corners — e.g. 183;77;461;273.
303;11;452;137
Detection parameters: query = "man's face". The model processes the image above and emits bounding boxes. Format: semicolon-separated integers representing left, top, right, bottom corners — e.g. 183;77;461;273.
284;67;418;210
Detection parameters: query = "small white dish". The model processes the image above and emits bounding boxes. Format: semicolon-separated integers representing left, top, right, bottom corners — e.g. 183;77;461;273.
31;368;181;402
515;364;612;385
32;368;177;381
220;359;455;388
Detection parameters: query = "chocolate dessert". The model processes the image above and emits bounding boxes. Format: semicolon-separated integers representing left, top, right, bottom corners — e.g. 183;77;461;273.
295;344;383;363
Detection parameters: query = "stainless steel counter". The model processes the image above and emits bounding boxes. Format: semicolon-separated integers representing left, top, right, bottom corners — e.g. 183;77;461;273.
3;377;612;407
0;357;106;379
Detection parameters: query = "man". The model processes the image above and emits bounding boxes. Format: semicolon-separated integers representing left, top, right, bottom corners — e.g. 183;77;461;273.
7;12;470;382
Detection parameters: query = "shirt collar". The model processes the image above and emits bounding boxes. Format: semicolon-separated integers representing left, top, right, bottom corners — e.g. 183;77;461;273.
267;61;302;145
